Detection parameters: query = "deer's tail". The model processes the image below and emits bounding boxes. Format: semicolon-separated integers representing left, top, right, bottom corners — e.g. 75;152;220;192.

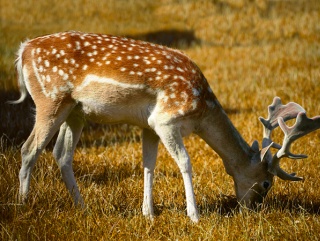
7;41;29;104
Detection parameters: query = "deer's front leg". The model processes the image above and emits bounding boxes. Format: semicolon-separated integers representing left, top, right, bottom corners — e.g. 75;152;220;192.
142;128;159;219
154;124;199;222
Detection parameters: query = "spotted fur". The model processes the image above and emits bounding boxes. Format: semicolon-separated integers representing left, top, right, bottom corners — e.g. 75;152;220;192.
19;31;216;119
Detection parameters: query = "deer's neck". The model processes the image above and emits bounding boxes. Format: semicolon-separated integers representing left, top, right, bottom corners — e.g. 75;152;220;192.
198;100;252;175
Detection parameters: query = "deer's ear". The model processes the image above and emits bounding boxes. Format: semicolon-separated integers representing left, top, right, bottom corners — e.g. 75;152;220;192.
250;140;260;164
250;140;272;164
260;142;273;163
251;140;259;153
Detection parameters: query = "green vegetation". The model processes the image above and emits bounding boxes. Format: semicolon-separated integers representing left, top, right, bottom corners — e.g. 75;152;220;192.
1;0;319;240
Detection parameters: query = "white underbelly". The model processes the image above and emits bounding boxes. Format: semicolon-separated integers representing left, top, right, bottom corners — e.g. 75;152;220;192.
72;75;156;127
77;96;153;128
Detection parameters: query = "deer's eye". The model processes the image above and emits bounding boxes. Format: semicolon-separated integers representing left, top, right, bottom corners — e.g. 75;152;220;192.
262;181;270;190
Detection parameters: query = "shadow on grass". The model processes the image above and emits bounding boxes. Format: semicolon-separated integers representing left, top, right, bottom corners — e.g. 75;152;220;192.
198;194;320;218
0;89;35;144
126;29;200;49
74;160;142;187
265;194;320;215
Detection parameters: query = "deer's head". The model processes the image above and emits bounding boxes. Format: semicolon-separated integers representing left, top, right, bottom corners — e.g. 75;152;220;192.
231;97;320;209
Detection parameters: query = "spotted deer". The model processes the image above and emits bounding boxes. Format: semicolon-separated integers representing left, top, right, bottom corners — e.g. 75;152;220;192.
11;31;320;222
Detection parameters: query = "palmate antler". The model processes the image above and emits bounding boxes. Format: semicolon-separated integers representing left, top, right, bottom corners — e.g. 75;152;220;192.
259;97;320;181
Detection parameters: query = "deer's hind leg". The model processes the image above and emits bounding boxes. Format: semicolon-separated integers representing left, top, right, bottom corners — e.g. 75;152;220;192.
53;112;84;207
19;101;75;203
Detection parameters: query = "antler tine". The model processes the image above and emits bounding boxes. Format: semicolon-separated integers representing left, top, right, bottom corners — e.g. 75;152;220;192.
268;112;320;181
259;97;305;148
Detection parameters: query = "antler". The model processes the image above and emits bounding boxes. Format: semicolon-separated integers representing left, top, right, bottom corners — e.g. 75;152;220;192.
259;97;305;148
259;97;320;181
268;112;320;180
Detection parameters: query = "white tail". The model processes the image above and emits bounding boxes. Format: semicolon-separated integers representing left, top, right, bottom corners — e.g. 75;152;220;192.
14;31;320;222
7;42;29;104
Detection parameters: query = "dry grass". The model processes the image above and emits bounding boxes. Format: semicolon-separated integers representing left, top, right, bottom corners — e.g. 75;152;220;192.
1;0;320;240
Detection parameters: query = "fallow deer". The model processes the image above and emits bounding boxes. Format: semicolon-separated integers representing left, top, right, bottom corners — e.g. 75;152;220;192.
11;31;320;222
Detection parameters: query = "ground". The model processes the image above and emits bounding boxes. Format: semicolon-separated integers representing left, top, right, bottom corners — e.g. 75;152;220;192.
0;0;320;240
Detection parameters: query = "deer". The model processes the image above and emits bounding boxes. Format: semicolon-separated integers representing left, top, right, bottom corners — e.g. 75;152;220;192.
10;31;320;222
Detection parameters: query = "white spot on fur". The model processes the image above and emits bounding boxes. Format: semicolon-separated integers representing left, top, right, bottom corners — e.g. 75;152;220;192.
192;88;200;96
178;109;185;115
46;75;51;82
75;41;81;50
44;60;50;67
59;69;64;76
63;73;69;81
181;91;188;102
192;100;198;110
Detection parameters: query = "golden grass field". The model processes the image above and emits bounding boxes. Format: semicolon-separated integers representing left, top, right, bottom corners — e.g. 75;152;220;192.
1;0;320;240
